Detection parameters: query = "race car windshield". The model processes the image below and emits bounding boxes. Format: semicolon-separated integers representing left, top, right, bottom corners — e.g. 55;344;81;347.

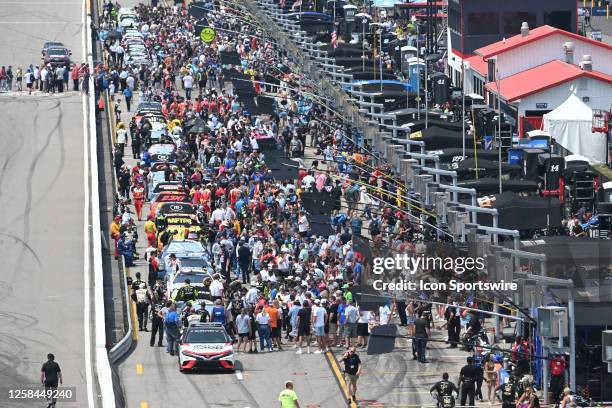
185;330;228;343
179;258;209;268
167;241;204;253
174;272;207;283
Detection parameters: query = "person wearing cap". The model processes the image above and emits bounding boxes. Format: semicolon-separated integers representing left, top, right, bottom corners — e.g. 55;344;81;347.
288;299;301;340
328;296;340;347
342;283;354;303
344;300;359;348
342;347;362;404
278;380;300;408
336;296;348;347
295;300;312;354
312;298;328;353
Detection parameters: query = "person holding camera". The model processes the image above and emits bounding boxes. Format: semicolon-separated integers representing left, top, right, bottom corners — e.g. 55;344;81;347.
342;347;362;404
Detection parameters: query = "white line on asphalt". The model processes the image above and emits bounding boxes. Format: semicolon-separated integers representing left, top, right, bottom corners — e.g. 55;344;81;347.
0;1;81;3
0;21;82;24
82;0;95;404
236;370;244;380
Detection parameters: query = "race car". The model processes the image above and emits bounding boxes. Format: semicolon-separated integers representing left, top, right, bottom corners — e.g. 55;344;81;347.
118;7;138;28
178;322;234;372
160;239;208;272
167;268;213;301
147;191;190;219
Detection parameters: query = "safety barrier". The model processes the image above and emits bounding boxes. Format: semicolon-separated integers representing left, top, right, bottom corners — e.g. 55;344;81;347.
108;256;133;364
102;34;134;366
87;0;119;406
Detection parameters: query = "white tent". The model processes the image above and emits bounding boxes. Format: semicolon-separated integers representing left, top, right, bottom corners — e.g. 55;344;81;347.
542;94;606;164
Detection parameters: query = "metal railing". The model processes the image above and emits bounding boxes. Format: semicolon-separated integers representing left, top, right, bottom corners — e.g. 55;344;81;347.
245;0;381;146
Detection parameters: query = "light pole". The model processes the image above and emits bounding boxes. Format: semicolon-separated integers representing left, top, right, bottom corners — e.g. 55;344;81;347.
411;15;420;120
425;56;429;128
496;64;502;194
379;28;383;92
333;0;336;23
362;18;366;71
462;61;470;159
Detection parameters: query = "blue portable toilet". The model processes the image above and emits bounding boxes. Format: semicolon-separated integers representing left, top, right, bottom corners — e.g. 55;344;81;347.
407;57;425;93
508;148;524;164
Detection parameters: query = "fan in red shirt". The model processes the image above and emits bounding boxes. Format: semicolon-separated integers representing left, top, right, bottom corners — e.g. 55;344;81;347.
215;185;226;200
229;184;241;208
549;355;566;403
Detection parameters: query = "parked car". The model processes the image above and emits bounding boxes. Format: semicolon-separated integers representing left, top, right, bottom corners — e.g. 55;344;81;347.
42;42;65;54
42;47;71;67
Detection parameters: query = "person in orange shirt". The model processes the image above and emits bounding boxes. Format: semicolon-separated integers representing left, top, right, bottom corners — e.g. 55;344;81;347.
266;300;283;350
201;185;212;215
229;184;241;209
110;216;121;259
176;100;186;119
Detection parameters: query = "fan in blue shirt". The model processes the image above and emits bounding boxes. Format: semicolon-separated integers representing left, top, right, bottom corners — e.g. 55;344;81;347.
211;304;226;325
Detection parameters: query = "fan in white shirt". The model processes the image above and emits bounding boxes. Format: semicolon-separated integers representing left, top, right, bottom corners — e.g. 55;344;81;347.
210;277;224;298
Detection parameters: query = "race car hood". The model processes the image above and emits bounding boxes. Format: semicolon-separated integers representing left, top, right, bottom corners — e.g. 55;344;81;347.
180;342;233;356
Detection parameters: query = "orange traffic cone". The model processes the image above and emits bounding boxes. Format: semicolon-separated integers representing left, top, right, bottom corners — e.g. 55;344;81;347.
98;94;104;111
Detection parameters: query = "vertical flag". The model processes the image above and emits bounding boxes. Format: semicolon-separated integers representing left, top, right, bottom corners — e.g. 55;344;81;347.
331;29;338;48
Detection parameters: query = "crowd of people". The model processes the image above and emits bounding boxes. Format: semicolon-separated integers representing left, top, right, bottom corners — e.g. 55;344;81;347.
97;1;576;407
97;0;446;403
0;63;91;95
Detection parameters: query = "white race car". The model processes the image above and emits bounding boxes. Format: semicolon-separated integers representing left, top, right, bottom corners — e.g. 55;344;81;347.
178;322;234;372
167;268;212;301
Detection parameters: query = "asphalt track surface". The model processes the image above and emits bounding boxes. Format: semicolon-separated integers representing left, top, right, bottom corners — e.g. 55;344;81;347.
0;0;91;407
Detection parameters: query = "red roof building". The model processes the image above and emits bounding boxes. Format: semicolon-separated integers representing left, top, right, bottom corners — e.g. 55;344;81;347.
461;24;612;98
475;25;612;61
485;60;612;102
484;59;612;136
457;24;612;136
473;25;612;82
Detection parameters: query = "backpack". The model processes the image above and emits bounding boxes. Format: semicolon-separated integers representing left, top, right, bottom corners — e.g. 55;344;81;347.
135;289;147;303
370;219;381;234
